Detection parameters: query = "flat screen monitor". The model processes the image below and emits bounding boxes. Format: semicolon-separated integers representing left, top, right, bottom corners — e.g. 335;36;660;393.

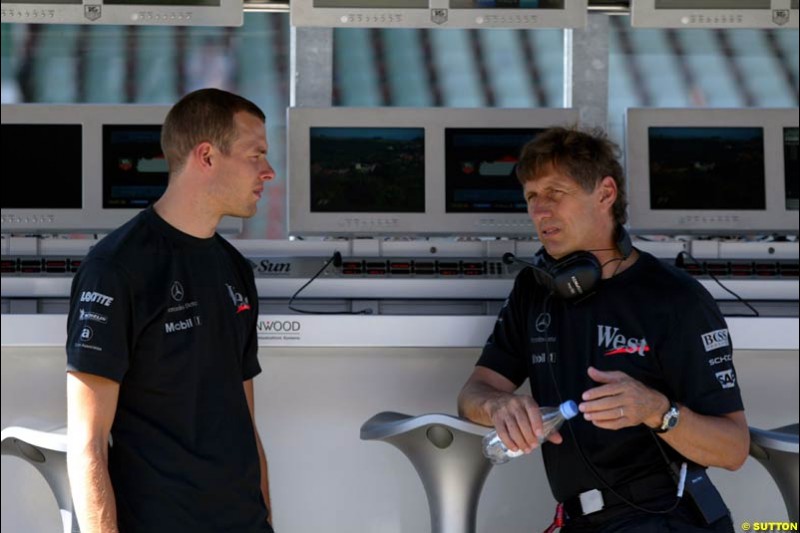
445;127;543;214
310;127;426;213
288;107;579;237
625;107;799;235
103;124;169;209
1;104;243;235
783;126;799;210
0;0;242;25
2;124;83;210
291;0;587;29
631;0;798;29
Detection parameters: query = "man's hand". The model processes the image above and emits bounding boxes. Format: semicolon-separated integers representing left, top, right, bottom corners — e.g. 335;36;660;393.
579;366;669;430
486;394;564;454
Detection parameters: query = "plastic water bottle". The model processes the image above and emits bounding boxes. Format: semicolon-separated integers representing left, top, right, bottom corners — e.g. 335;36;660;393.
482;400;579;465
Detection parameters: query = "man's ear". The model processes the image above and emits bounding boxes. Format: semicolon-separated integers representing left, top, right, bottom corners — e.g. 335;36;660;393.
598;176;618;208
193;142;214;170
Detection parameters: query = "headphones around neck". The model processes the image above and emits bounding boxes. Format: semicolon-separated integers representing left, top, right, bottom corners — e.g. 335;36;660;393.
531;226;633;299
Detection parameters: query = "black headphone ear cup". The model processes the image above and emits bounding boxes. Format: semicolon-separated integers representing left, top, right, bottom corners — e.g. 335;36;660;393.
549;252;602;298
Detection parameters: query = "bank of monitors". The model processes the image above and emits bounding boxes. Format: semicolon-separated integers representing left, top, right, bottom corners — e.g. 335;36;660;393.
631;0;798;29
1;104;242;234
0;0;242;26
625;108;799;235
291;0;587;29
288;107;579;237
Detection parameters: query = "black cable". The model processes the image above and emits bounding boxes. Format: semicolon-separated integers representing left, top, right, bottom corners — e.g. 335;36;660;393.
287;252;373;315
541;293;683;516
676;251;759;317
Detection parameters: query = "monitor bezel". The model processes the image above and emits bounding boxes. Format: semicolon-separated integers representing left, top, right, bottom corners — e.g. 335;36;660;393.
288;106;579;237
290;0;587;29
0;0;242;26
631;0;798;29
779;120;799;212
1;104;243;235
625;107;800;235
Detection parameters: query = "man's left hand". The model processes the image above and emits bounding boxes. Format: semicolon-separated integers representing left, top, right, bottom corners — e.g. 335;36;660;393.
579;366;668;430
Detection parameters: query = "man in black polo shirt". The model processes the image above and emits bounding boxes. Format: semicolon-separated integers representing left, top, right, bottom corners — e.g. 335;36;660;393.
66;89;276;533
458;126;748;532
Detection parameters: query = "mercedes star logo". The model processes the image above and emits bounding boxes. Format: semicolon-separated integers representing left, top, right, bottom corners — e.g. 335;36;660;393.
170;281;185;302
535;312;551;333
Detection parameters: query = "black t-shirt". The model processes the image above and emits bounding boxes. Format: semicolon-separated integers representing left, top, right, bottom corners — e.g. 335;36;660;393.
477;251;744;503
66;208;270;533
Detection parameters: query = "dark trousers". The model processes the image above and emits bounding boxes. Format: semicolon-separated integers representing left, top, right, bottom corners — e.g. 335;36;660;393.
562;497;735;533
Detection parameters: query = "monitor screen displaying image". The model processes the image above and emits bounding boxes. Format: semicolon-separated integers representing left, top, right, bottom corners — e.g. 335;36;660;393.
1;104;242;235
103;125;168;209
288;106;578;237
1;124;82;210
309;127;425;213
647;127;766;210
785;127;799;210
445;128;541;213
626;107;798;235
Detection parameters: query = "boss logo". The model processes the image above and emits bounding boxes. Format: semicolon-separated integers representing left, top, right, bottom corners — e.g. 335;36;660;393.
701;329;730;352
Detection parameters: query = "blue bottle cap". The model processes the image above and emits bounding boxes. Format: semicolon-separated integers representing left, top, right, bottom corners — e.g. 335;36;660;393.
560;400;579;420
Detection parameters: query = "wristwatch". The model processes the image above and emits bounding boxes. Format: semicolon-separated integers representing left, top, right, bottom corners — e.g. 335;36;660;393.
654;401;680;434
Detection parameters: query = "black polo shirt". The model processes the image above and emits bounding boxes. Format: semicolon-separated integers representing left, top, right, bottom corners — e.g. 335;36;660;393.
477;251;744;503
67;208;270;533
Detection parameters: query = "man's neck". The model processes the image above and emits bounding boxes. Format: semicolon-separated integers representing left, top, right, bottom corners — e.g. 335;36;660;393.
153;186;220;239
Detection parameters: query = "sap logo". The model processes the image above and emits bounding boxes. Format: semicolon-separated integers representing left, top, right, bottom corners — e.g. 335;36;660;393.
252;259;292;275
80;291;114;307
165;316;201;334
701;329;730;352
707;353;733;367
597;325;650;357
257;320;301;333
715;369;736;390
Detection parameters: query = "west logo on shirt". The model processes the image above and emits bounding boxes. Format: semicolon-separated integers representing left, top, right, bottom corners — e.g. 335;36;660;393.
597;325;650;357
226;283;251;314
701;328;730;352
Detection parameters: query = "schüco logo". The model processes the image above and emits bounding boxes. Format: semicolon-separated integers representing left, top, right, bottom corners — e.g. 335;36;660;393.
257;320;301;333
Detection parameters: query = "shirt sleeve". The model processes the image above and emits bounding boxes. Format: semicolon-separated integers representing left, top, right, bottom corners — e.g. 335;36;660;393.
66;257;133;383
658;283;744;416
475;268;532;387
240;260;262;382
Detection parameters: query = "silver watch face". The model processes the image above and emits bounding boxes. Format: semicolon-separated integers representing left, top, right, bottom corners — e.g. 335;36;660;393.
661;406;680;431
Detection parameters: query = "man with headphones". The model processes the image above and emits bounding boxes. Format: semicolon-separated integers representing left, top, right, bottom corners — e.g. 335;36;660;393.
458;126;748;532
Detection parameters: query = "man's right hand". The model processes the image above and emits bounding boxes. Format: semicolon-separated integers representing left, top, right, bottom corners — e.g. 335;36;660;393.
458;366;563;455
485;393;563;454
